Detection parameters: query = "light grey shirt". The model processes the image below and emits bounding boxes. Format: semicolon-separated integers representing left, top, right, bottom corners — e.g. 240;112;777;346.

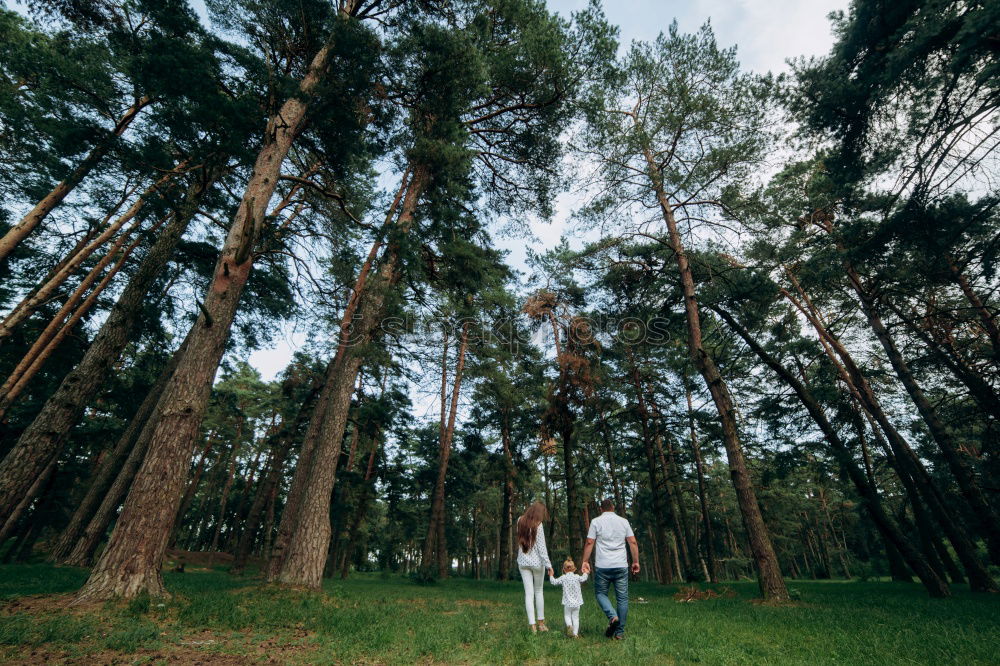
587;511;635;569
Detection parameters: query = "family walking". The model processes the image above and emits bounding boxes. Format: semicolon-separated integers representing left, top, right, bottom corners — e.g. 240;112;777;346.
516;499;640;639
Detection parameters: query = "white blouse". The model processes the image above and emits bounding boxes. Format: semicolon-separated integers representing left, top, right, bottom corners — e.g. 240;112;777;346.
550;571;588;608
515;520;552;570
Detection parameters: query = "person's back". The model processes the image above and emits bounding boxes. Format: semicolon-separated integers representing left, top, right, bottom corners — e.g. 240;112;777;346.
581;500;639;640
588;511;633;569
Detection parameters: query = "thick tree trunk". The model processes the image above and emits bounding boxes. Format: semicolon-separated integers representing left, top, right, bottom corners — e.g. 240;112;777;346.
0;97;150;264
74;42;331;601
645;146;787;600
0;177;208;529
276;166;428;588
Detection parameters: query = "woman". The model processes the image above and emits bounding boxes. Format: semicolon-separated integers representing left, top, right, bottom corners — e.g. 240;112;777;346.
516;502;553;633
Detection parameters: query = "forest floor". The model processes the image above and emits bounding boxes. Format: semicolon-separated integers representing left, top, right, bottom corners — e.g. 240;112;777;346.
1;563;998;665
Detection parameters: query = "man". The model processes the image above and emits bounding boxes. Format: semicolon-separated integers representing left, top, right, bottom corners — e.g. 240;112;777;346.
581;498;640;640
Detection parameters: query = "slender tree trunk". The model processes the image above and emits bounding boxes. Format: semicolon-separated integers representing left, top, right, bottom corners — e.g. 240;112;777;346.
208;434;241;558
644;144;786;600
844;265;1000;564
170;433;218;549
340;429;381;579
422;321;470;577
782;284;997;592
597;409;624;511
74;39;334;601
946;253;1000;362
0;96;150;263
498;409;515;581
627;352;670;584
712;304;950;596
686;385;718;583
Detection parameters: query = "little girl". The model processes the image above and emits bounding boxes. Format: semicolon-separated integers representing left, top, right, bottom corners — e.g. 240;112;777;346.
549;557;588;637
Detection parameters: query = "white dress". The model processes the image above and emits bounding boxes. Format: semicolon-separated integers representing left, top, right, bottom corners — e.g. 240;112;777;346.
515;520;552;570
550;572;588;608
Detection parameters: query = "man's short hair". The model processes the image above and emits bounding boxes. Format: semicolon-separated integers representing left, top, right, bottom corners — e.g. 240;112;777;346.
600;498;615;511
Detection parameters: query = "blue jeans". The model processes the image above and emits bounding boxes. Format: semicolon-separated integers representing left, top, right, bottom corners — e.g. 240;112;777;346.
594;567;628;635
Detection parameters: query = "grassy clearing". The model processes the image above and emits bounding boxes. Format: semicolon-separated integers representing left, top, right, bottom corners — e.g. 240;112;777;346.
0;564;998;664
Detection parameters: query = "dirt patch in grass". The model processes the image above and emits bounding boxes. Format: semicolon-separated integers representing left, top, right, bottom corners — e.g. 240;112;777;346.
673;586;737;603
455;599;507;607
1;594;87;615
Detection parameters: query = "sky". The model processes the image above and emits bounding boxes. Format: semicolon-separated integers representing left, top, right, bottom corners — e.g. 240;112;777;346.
244;0;851;380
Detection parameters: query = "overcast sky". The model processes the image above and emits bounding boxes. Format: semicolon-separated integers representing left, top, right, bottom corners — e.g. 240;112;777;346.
246;0;851;380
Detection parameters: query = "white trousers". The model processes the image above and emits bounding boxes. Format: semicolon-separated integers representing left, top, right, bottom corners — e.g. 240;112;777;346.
563;606;580;635
519;566;545;625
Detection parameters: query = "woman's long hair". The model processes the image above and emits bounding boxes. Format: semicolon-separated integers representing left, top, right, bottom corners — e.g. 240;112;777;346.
517;502;548;554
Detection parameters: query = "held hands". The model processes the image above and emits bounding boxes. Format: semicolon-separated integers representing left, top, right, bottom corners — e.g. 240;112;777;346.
581;562;591;574
631;562;641;575
547;568;554;577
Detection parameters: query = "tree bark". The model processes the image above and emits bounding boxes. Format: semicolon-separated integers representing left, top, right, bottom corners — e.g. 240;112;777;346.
276;165;428;587
422;321;470;578
712;303;950;596
0;179;208;529
643;144;787;601
782;282;998;592
0;96;150;263
497;409;515;581
686;385;718;583
844;264;1000;564
74;39;333;601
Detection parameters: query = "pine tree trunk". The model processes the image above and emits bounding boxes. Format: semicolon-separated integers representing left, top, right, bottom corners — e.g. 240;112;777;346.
845;265;1000;565
276;167;428;588
497;410;515;581
0;97;150;264
1;175;209;533
783;284;998;592
686;386;718;583
945;254;1000;363
73;42;332;601
712;304;950;596
423;322;470;578
170;433;218;549
644;145;787;600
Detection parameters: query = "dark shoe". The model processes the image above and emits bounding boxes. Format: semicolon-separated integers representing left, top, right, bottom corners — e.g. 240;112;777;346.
605;617;619;638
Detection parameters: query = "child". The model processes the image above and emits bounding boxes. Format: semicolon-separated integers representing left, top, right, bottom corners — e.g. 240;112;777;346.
549;557;588;637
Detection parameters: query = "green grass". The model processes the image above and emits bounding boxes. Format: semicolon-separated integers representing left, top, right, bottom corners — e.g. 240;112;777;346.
0;564;998;664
